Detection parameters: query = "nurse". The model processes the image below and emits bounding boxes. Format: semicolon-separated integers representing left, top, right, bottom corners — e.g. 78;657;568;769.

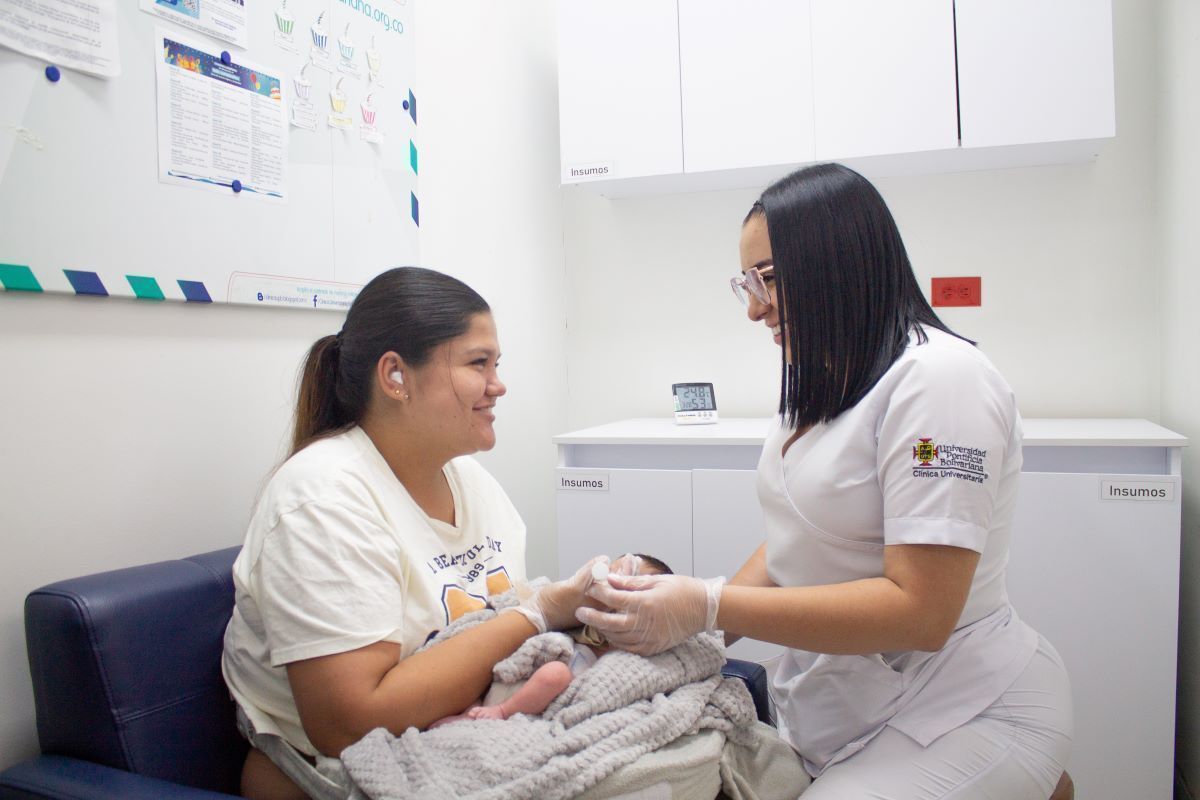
581;164;1074;799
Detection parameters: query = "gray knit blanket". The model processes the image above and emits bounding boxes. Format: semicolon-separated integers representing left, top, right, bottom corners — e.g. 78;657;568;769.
340;602;758;800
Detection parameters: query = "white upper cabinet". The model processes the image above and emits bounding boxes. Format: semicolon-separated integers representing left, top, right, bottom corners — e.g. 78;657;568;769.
557;1;1116;193
556;0;683;182
956;0;1115;149
810;0;959;160
679;0;815;174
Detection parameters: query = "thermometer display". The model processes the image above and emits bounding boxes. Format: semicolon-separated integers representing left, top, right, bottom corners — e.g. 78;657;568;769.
672;383;718;425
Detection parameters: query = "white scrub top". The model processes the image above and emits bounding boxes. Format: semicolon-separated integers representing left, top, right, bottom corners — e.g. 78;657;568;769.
760;326;1038;776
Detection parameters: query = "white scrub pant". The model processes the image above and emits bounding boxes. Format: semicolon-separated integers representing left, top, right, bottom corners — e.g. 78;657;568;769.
801;636;1072;800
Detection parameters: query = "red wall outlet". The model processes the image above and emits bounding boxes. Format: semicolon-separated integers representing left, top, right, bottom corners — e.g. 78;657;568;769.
931;276;982;307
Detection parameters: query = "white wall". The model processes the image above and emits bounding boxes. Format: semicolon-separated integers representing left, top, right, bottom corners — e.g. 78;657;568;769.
563;0;1162;429
1158;1;1200;794
413;0;568;582
0;0;567;770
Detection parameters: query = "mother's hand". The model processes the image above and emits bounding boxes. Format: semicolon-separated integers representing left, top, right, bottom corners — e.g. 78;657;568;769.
505;556;610;633
576;573;725;656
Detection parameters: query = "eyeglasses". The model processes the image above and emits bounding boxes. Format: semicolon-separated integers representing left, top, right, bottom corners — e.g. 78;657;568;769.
730;265;775;306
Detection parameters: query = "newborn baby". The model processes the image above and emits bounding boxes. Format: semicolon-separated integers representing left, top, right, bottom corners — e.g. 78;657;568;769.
430;553;672;726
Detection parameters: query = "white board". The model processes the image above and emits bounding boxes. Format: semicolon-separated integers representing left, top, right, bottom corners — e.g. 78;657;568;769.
0;0;417;310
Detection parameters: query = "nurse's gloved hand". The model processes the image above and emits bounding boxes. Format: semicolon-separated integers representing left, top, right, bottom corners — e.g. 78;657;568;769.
575;573;725;656
609;552;643;577
503;556;610;634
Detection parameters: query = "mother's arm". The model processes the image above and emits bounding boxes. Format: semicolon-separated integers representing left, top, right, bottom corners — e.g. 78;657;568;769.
288;611;537;756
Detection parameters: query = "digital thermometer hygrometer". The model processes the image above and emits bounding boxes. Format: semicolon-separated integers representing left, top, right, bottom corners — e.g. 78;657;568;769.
672;382;718;425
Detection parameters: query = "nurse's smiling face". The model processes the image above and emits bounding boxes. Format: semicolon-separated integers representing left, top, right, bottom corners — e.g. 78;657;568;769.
738;213;789;360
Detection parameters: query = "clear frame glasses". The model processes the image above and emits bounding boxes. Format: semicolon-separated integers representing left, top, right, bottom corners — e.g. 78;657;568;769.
730;265;775;306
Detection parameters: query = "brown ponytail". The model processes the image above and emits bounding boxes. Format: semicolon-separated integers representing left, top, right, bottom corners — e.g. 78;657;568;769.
291;334;351;456
288;267;490;457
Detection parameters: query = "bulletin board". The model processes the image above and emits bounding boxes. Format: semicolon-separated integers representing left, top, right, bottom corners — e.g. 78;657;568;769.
0;0;418;310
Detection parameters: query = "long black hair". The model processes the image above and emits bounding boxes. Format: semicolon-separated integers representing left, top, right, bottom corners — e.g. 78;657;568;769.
291;267;490;455
747;163;969;430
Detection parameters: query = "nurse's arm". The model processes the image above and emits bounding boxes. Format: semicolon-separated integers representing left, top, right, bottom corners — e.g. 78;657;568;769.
717;543;979;655
724;542;778;647
286;611;537;756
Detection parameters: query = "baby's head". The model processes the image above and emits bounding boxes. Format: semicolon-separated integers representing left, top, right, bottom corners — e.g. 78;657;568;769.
595;553;673;582
629;553;672;576
582;554;676;655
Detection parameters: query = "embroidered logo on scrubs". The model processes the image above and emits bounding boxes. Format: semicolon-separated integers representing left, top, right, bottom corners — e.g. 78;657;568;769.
913;438;939;465
911;438;989;484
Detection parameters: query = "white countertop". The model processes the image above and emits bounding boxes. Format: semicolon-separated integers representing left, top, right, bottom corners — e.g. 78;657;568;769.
553;417;1188;448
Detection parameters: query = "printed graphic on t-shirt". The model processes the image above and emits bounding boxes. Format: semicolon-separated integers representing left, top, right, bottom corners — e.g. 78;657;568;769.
426;537;513;623
911;438;989;484
486;566;513;596
442;585;487;621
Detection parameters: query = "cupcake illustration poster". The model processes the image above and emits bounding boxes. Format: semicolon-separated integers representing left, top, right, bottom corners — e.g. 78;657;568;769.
271;1;411;75
316;1;413;142
325;0;410;89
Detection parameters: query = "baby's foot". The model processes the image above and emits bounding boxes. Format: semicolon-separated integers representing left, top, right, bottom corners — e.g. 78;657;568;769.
466;705;507;721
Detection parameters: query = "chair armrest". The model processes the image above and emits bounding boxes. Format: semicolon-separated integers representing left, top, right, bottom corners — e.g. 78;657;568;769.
0;756;241;800
721;657;775;727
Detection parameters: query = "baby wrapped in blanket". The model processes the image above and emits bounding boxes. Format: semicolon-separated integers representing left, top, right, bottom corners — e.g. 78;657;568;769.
428;554;673;727
338;555;804;800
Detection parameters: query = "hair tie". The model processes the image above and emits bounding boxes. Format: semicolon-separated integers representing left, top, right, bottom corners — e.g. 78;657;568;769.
333;330;345;349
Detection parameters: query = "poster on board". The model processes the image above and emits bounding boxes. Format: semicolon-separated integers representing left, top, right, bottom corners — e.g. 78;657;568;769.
155;28;288;201
0;0;121;77
0;0;418;310
140;0;248;48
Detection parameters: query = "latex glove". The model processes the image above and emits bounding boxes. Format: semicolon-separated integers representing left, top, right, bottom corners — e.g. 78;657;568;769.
502;556;610;634
608;552;643;577
575;572;725;656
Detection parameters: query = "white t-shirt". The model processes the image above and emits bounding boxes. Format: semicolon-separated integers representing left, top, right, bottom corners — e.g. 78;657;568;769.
221;426;527;756
761;326;1037;775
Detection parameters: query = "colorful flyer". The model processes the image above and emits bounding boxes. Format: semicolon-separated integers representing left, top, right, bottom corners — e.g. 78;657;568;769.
154;28;287;201
271;0;300;54
327;75;352;129
0;0;120;77
307;10;332;71
359;92;382;143
289;59;317;130
140;0;247;49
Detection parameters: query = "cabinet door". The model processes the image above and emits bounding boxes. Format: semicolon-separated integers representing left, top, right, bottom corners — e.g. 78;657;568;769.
557;0;683;182
1008;471;1179;800
692;469;784;663
810;0;959;160
555;468;694;579
679;0;815;174
956;0;1115;148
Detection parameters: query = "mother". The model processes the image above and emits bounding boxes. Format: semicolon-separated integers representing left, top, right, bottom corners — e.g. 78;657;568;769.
222;267;595;799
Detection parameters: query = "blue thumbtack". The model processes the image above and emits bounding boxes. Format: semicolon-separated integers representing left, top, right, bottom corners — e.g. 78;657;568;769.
45;65;61;82
402;99;409;110
231;179;243;193
221;51;232;66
